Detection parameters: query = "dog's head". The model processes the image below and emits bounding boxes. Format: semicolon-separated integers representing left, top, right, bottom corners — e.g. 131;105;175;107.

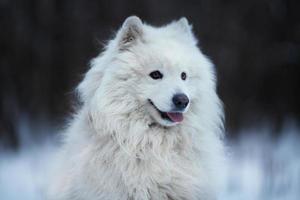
78;16;219;128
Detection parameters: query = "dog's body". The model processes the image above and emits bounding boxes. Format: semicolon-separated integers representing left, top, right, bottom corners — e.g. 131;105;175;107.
48;17;225;200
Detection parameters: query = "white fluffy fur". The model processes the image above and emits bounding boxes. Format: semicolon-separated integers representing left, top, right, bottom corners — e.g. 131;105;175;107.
48;16;225;200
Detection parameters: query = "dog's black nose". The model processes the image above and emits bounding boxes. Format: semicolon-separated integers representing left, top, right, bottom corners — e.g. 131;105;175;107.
172;94;189;109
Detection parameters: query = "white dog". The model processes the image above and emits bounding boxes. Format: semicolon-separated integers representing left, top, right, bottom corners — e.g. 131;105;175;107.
48;16;225;200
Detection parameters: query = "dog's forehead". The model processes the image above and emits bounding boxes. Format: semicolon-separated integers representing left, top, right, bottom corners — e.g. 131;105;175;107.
123;27;203;74
135;51;186;73
138;41;198;72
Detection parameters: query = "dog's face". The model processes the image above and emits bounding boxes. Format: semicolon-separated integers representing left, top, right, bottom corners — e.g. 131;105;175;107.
79;16;216;128
126;42;203;127
142;62;192;127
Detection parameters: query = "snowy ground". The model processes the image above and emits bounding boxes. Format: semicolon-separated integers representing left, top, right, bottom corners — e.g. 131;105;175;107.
220;123;300;200
0;120;300;200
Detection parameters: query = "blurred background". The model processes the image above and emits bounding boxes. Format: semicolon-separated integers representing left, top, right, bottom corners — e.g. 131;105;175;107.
0;0;300;199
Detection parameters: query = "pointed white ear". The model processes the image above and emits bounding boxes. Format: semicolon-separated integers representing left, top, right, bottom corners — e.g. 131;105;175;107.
118;16;143;49
177;17;193;33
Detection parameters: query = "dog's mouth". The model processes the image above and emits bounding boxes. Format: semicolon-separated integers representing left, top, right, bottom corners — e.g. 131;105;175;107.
148;99;183;123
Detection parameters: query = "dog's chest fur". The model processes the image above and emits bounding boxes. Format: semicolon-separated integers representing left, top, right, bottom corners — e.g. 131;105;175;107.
74;129;208;200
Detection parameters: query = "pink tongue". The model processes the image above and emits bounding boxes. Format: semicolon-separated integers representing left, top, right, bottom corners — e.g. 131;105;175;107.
166;112;183;122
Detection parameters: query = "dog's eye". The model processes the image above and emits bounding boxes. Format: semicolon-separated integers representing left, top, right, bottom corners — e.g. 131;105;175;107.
149;70;163;79
181;72;187;80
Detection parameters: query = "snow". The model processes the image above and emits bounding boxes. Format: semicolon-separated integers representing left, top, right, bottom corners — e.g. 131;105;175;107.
221;123;300;200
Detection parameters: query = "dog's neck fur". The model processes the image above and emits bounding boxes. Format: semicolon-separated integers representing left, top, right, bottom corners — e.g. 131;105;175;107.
83;102;192;158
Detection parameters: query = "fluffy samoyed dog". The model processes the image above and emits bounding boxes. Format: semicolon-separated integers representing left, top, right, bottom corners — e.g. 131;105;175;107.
48;16;225;200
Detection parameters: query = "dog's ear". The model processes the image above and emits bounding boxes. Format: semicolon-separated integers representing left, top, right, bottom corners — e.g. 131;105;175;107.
117;16;143;50
169;17;197;44
176;17;193;34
